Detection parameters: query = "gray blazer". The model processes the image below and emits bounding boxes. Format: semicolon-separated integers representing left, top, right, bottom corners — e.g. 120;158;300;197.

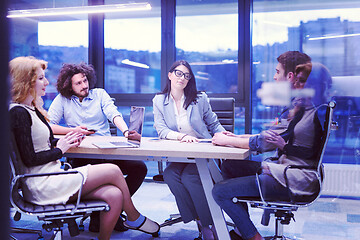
152;92;225;139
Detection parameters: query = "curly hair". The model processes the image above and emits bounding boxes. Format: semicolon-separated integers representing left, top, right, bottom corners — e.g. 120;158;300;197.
56;63;97;99
277;51;311;77
161;60;200;109
9;56;48;117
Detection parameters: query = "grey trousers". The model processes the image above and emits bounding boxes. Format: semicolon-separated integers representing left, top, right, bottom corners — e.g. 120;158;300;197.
163;162;213;226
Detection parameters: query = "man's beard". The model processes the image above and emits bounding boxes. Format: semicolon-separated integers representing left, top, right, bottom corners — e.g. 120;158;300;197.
78;88;89;97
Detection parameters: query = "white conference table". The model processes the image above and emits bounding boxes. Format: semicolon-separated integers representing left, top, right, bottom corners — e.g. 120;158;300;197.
64;136;249;240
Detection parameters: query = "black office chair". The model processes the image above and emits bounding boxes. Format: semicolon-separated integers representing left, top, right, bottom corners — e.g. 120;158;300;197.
109;121;118;136
9;133;110;240
159;97;235;240
208;97;235;132
232;101;337;240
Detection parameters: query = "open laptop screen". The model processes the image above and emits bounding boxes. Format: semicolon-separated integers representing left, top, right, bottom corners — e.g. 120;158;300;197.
93;106;145;149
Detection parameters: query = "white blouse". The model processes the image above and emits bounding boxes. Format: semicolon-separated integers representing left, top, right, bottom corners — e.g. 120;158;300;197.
166;94;197;140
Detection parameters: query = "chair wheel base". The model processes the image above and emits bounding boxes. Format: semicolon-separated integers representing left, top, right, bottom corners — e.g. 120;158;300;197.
160;217;183;227
153;174;164;182
79;224;84;231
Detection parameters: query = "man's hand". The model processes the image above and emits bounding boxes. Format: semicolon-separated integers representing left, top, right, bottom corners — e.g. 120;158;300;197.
212;132;232;146
128;130;141;141
74;126;96;135
264;130;286;150
221;131;237;137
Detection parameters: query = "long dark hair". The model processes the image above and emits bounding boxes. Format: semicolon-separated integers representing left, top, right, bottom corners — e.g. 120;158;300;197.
161;60;200;109
56;63;97;99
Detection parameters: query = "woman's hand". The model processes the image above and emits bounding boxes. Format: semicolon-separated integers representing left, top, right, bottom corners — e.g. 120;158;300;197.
264;130;286;150
180;135;199;143
56;131;84;154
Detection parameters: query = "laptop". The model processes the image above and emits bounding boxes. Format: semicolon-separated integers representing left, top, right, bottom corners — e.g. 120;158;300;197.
93;106;145;148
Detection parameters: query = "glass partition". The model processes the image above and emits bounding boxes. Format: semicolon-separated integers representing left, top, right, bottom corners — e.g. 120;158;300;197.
252;3;360;238
252;0;360;163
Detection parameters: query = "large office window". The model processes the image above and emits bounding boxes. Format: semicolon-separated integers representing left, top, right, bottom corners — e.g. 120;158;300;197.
252;1;360;165
175;0;245;134
104;1;161;139
8;0;89;109
175;0;238;94
104;1;161;94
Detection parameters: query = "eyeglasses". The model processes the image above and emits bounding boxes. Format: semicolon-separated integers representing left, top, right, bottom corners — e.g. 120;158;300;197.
173;69;192;80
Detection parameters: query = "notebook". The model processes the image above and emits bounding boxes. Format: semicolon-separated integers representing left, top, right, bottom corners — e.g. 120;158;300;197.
92;106;145;148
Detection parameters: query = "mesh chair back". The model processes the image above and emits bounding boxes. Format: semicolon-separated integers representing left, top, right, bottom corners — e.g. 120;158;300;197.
285;101;336;203
9;132;29;211
300;100;336;203
209;97;235;132
9;132;27;176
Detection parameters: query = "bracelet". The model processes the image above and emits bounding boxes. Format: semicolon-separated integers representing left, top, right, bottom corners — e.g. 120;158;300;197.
123;129;129;136
179;134;188;141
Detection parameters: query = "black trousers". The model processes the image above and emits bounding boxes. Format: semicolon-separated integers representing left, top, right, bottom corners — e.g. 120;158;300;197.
69;158;147;196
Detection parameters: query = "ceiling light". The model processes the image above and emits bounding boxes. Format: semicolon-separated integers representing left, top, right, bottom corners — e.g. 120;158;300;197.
121;59;149;69
308;33;360;41
7;2;151;18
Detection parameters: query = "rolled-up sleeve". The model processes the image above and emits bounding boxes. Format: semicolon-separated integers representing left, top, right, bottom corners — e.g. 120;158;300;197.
100;89;122;124
48;94;64;125
249;132;277;153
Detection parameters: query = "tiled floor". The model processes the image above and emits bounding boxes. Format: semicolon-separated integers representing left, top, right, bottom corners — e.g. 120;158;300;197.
10;181;360;240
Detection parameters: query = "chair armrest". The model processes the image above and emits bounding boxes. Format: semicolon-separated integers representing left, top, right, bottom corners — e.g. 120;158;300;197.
12;170;85;215
255;167;268;206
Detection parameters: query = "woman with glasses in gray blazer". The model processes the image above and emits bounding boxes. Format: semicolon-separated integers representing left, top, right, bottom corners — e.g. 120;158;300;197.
153;60;224;240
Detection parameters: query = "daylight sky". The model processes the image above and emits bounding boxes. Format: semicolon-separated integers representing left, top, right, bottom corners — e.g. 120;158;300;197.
38;8;360;52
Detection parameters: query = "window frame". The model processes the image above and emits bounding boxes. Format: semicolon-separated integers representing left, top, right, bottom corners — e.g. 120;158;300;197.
88;0;252;133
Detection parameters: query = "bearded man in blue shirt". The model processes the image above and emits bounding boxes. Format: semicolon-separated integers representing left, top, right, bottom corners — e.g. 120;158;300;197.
48;63;147;233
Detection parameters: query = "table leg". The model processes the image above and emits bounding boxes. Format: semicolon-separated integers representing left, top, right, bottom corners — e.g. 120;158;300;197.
195;158;230;240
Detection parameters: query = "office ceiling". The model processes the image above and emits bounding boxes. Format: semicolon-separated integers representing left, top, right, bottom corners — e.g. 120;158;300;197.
7;0;360;21
8;0;360;11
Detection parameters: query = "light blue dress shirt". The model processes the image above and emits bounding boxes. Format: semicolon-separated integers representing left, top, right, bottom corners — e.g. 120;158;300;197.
48;88;122;136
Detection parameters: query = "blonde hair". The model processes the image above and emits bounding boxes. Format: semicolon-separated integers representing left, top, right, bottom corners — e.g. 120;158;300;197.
9;56;48;118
